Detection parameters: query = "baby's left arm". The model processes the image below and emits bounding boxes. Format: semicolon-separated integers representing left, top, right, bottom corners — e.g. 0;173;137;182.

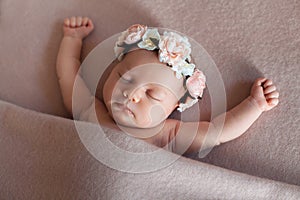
214;77;279;144
171;78;279;155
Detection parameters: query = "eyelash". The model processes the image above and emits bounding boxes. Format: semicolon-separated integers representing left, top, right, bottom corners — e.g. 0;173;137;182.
117;73;161;101
147;90;161;101
118;73;131;82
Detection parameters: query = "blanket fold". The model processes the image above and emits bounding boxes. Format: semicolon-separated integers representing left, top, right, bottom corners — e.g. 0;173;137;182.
0;100;299;199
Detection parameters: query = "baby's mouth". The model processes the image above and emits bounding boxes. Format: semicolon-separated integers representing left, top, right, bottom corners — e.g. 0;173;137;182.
112;102;135;117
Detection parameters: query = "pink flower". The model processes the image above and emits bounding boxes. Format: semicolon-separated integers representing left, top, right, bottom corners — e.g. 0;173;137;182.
186;69;206;98
124;24;147;44
158;31;191;67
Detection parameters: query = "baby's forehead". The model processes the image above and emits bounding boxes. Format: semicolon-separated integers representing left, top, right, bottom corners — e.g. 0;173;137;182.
122;63;185;95
121;49;161;66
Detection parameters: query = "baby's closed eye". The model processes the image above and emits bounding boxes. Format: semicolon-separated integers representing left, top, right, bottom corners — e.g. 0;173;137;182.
146;89;166;101
118;72;132;83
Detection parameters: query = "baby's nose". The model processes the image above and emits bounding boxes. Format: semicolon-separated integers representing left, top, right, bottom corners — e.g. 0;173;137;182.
130;90;143;103
131;95;140;103
125;87;145;103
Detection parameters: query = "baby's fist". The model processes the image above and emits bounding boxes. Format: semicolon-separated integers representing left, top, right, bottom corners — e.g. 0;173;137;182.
250;77;279;112
63;16;94;39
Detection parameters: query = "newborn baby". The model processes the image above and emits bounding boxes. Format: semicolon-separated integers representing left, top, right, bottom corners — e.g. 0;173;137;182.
56;16;279;155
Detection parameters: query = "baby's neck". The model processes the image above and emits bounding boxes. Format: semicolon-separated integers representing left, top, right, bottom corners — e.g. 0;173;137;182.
116;121;166;139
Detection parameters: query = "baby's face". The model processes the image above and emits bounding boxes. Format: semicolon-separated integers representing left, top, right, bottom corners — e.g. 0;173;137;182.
103;49;186;128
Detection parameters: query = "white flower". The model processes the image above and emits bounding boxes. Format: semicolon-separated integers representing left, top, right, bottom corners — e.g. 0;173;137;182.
137;28;160;50
186;69;206;98
158;31;192;67
116;30;127;46
177;99;198;112
171;61;195;79
124;24;147;44
114;24;147;60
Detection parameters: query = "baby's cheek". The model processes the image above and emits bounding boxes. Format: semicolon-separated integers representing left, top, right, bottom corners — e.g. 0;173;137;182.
148;104;167;126
135;104;165;128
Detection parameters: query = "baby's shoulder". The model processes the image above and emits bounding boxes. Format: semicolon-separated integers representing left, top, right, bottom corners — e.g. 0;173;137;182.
150;119;179;148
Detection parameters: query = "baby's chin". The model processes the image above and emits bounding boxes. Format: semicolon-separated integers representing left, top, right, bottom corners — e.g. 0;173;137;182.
110;111;164;129
114;116;158;129
109;103;169;128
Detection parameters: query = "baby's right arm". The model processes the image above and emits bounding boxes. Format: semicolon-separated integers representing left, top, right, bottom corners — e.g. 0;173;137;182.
56;16;116;128
56;16;95;119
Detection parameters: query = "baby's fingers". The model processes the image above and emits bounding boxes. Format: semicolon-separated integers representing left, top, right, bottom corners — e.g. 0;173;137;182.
265;91;279;99
267;98;279;107
64;18;70;26
82;17;89;26
76;16;83;27
254;77;267;86
264;85;277;94
87;19;94;29
70;16;77;27
265;89;279;111
65;16;85;27
263;79;273;88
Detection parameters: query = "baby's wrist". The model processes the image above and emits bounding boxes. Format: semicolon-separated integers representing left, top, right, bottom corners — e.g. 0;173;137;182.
247;96;264;114
63;35;83;43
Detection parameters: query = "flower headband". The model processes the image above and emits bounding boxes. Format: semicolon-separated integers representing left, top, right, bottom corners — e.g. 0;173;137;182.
114;24;206;112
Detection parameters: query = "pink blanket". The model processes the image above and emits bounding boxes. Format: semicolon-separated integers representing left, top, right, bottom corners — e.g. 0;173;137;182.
0;0;299;198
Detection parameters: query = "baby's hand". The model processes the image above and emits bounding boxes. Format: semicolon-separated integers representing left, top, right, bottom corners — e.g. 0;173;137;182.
63;16;94;39
250;77;279;112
